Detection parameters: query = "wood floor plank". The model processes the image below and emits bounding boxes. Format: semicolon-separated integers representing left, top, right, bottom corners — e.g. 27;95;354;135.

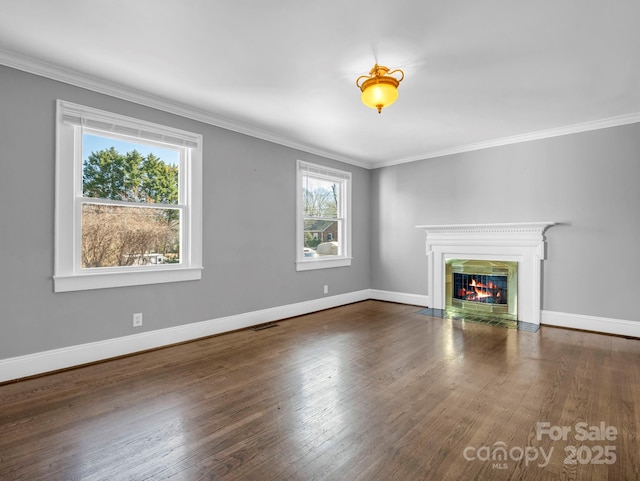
1;300;639;480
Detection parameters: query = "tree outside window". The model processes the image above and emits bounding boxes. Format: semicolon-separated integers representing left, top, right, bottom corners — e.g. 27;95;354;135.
81;141;181;268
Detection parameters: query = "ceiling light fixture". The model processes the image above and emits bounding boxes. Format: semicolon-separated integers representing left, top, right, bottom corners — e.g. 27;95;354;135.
356;64;405;114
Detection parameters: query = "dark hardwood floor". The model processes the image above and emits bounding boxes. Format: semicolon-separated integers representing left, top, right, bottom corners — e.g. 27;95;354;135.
1;300;639;480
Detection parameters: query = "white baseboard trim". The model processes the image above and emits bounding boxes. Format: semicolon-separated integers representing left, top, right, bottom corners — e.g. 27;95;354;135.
369;289;430;306
0;289;370;383
541;310;640;338
4;292;637;383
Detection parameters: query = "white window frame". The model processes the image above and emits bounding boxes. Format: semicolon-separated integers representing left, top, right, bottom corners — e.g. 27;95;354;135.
296;160;352;271
54;100;203;292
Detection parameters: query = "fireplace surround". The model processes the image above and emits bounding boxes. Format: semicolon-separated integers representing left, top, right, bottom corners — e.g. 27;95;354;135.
416;222;555;325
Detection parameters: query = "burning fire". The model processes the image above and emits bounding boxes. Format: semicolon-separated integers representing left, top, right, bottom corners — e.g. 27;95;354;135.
469;278;500;299
457;277;504;303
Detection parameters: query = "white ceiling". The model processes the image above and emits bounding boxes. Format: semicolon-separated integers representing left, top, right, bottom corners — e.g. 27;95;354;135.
1;0;639;168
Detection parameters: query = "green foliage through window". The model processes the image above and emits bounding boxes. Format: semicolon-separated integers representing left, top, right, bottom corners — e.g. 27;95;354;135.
81;142;181;268
83;147;179;204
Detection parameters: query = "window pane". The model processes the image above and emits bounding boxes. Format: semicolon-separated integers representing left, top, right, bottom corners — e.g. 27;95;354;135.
82;133;180;204
303;219;340;256
302;175;339;218
82;203;180;268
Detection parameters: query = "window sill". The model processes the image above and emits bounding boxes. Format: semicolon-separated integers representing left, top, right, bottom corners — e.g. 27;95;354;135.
54;266;203;292
296;257;352;271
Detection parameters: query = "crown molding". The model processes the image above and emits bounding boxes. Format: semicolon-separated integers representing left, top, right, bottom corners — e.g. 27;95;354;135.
0;48;369;169
3;48;639;171
372;113;640;169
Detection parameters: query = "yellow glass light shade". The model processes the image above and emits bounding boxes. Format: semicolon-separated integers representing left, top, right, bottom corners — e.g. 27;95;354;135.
360;80;399;112
356;64;404;114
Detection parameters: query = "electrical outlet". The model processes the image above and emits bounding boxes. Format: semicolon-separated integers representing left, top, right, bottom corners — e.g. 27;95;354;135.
133;312;143;327
324;285;329;295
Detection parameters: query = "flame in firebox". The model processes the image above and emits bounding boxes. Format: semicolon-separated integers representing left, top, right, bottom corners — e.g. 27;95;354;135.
470;278;492;298
452;267;513;307
457;277;505;303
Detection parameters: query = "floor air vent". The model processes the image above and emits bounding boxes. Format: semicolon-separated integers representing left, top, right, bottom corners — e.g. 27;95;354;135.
251;323;279;331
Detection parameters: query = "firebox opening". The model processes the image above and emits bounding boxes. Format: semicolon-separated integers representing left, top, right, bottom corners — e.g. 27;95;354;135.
453;273;507;304
445;259;518;321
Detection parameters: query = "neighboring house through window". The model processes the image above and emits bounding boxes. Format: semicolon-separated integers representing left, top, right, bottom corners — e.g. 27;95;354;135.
296;160;352;270
54;100;203;292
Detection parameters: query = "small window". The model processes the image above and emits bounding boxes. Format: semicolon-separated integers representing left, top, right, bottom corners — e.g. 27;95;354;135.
54;100;203;292
296;160;351;271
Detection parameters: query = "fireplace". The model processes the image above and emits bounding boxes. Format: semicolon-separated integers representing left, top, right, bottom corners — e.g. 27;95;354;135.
416;222;555;325
445;259;517;321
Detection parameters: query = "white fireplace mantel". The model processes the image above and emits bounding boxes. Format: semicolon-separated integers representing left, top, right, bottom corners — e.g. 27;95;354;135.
416;222;555;324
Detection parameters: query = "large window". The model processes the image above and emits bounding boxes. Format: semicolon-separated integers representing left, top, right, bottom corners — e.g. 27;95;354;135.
54;100;203;292
296;160;351;271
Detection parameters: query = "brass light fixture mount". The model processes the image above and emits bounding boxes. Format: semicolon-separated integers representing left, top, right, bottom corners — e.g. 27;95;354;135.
356;64;405;114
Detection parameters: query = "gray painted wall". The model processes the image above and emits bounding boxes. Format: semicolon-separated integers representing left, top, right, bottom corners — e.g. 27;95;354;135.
0;66;371;359
371;124;640;322
2;63;638;363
